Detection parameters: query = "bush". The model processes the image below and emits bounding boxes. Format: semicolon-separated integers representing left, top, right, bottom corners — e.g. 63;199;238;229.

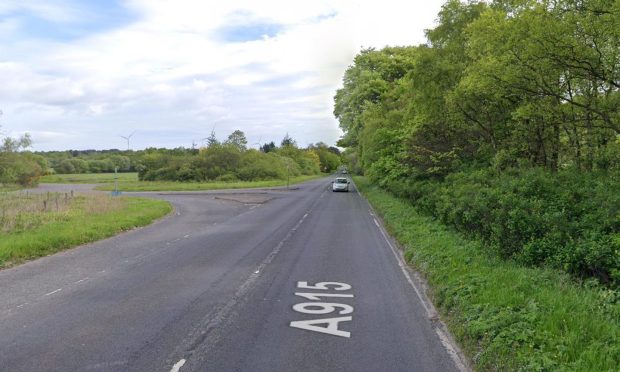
237;152;287;180
385;168;620;286
0;152;43;186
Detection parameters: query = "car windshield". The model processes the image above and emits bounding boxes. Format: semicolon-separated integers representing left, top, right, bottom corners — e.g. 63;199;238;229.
335;178;348;184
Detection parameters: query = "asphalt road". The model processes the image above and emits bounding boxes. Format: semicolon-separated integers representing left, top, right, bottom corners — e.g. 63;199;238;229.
0;177;467;372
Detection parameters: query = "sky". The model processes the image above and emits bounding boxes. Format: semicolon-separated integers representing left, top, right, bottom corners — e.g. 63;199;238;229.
0;0;446;151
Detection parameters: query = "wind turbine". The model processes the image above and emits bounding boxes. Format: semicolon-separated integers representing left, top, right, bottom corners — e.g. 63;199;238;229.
120;131;136;150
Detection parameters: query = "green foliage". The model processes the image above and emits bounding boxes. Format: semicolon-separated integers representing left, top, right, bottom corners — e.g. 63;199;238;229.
225;130;248;150
308;142;341;173
237;151;286;180
335;0;620;173
386;168;620;286
0;130;43;186
334;0;620;286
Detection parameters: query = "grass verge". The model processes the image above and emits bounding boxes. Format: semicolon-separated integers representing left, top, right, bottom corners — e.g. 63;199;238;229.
40;172;138;184
93;174;326;191
354;176;619;371
0;184;22;192
0;193;171;269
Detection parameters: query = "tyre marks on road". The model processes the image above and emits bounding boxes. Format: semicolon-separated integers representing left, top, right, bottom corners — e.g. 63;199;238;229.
166;188;330;371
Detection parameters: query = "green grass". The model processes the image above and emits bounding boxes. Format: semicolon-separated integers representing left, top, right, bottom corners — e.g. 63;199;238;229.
38;172;326;191
0;184;22;192
40;172;139;184
354;176;620;371
0;193;171;268
94;174;326;191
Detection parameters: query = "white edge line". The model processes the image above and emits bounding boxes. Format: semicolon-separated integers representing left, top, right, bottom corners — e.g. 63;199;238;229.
170;359;186;372
374;218;434;317
372;217;470;372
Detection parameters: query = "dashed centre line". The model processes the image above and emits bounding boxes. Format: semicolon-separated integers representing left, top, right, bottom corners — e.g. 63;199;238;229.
44;288;62;296
169;359;186;372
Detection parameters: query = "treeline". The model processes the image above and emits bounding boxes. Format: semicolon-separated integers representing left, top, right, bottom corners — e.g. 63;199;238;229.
137;131;341;182
335;0;620;285
36;130;341;182
42;150;134;174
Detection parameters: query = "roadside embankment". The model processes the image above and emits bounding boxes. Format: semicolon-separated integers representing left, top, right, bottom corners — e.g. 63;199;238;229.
354;176;619;371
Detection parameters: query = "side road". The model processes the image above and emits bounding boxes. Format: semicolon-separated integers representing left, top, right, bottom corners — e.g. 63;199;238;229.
0;177;467;371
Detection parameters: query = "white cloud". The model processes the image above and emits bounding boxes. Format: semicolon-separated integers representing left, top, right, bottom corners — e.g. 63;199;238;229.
1;0;446;150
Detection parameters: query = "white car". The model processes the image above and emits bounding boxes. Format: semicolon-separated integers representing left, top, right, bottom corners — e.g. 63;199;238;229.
332;177;350;192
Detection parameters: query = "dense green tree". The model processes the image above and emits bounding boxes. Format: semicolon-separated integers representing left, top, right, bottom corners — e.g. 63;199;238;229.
260;141;277;153
225;130;248;151
308;143;341;173
0;129;42;186
280;133;297;148
109;155;131;171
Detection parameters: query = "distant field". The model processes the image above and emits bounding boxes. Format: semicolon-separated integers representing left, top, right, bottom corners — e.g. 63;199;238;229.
39;173;326;191
94;174;326;191
40;172;139;184
0;191;171;269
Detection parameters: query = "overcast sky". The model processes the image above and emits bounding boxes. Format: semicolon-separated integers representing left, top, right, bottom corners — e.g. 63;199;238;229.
0;0;446;151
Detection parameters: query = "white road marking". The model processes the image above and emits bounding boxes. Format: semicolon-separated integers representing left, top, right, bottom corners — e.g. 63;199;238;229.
293;302;353;315
372;217;469;372
290;317;352;338
294;292;354;301
184;235;190;238
16;303;27;308
44;288;62;296
178;203;317;354
373;219;433;317
169;359;186;372
74;277;89;284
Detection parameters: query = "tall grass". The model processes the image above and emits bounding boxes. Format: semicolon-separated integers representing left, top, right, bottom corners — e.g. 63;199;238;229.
40;172;138;184
0;191;116;233
354;176;620;371
0;191;171;268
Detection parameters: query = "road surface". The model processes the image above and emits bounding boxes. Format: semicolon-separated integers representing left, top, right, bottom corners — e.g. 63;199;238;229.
0;177;467;371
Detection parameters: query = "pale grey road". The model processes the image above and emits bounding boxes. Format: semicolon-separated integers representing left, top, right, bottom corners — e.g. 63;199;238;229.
0;177;466;371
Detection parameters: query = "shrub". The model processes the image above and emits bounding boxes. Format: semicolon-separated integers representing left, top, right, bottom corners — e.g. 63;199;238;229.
384;168;620;286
